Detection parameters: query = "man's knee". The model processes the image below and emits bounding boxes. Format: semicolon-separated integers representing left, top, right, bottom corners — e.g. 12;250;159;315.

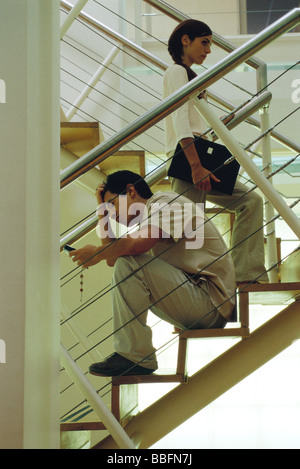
247;190;263;211
112;253;153;286
112;256;132;285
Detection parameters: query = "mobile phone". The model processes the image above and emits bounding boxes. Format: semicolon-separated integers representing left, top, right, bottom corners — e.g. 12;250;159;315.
63;244;76;253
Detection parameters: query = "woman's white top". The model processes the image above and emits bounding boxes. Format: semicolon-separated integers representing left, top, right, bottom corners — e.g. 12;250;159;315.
163;63;208;156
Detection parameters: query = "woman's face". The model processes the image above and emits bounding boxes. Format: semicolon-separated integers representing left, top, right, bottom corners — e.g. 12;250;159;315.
181;35;212;67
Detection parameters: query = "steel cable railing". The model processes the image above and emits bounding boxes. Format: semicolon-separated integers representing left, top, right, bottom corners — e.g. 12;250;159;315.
61;0;262;96
60;9;263;154
61;1;262;108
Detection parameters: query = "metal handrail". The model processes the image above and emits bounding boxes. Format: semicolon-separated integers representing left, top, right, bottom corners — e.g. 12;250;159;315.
60;7;300;188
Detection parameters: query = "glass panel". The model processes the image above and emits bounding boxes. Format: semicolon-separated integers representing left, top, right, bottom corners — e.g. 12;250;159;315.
246;0;300;33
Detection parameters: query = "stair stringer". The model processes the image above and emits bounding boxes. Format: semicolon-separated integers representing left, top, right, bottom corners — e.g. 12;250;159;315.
94;299;300;449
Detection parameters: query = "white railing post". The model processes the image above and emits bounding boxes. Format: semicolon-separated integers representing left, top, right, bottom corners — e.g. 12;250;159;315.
60;345;136;449
194;97;300;240
61;303;104;364
60;0;89;39
259;103;279;282
66;46;120;121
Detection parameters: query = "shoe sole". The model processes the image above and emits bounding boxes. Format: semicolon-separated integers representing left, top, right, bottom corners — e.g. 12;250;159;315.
89;368;156;377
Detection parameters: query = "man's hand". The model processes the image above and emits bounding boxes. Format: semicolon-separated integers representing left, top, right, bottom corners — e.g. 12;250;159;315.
70;244;100;268
95;183;105;205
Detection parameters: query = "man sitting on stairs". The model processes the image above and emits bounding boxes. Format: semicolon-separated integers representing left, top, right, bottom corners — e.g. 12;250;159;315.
70;170;236;377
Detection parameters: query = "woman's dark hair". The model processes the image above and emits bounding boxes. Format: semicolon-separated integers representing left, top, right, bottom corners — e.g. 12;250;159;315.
103;170;153;199
168;19;212;81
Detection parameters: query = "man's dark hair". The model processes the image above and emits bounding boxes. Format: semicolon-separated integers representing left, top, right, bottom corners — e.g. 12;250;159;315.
103;170;153;200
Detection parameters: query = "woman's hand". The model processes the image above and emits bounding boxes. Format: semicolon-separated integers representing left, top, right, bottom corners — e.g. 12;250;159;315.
180;138;220;192
191;165;220;192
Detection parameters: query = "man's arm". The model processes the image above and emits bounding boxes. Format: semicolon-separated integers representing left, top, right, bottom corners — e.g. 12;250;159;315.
70;225;163;269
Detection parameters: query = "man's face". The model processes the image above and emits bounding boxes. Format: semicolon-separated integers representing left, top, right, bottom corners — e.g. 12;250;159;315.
104;190;138;226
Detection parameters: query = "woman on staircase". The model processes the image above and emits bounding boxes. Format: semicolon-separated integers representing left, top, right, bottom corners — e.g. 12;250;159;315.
163;19;268;285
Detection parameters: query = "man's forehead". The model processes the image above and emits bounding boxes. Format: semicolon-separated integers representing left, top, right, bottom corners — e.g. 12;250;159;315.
104;190;120;203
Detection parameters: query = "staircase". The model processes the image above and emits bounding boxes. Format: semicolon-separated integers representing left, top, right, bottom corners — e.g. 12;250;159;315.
59;1;300;450
59;117;300;448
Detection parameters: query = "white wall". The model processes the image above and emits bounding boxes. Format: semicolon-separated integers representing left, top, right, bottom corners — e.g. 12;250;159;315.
0;0;61;449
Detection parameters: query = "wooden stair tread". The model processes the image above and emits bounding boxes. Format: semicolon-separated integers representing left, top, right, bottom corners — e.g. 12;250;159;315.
60;120;146;174
176;327;250;339
60;421;106;432
60;122;100;142
112;370;184;386
99;150;146;177
60;122;101;157
238;281;300;292
238;282;300;305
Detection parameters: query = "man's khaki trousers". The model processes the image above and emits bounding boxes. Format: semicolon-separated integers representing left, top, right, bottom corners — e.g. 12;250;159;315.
111;253;226;370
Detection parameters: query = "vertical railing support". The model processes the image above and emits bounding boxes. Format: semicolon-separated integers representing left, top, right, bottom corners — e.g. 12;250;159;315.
60;0;89;39
66;46;120;121
61;303;104;364
256;62;279;282
260;104;279;282
60;345;136;449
